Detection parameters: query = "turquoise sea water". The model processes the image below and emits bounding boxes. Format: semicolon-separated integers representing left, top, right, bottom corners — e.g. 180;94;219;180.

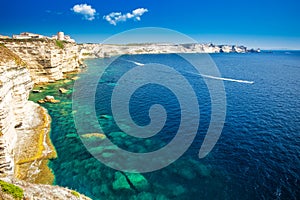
30;52;300;200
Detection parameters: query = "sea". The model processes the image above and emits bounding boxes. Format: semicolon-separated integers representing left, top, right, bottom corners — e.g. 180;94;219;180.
29;51;300;200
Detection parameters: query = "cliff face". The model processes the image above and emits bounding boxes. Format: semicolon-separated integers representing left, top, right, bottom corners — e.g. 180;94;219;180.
3;39;81;84
79;43;255;58
0;45;33;176
0;45;56;181
0;44;90;199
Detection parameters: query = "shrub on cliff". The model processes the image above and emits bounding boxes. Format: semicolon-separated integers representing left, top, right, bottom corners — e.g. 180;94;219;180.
55;40;65;49
0;180;24;200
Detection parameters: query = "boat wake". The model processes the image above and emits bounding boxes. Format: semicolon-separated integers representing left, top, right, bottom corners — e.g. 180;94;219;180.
122;59;254;84
184;71;254;84
123;59;145;66
201;74;254;84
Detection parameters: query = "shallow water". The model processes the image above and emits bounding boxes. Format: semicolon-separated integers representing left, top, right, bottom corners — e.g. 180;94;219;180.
30;51;300;200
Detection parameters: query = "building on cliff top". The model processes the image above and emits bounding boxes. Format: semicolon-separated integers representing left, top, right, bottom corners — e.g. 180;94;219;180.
51;32;75;43
12;32;45;39
11;31;75;43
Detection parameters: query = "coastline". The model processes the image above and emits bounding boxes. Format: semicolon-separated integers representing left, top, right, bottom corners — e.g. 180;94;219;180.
0;41;91;199
14;41;255;183
0;38;261;198
27;71;81;184
14;103;57;184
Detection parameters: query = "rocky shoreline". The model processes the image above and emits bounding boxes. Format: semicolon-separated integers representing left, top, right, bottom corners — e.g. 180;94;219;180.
0;38;260;199
0;43;90;199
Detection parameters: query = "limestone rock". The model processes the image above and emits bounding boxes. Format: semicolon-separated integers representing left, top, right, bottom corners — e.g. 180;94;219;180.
81;133;106;140
3;39;81;84
58;87;68;94
38;95;60;104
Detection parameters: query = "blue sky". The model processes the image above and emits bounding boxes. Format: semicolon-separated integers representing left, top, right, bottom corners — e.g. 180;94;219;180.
0;0;299;49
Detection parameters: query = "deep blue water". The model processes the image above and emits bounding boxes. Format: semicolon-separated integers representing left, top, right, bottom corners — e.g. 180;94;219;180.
30;51;300;199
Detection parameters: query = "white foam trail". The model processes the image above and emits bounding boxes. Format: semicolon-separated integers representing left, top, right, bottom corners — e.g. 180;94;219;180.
122;59;253;84
185;71;254;84
123;59;145;66
201;74;254;84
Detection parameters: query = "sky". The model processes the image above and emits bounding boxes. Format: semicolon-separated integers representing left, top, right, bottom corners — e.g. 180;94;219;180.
0;0;299;49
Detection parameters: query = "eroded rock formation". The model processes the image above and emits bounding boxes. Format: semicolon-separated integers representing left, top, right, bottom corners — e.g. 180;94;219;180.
0;44;89;199
3;39;81;83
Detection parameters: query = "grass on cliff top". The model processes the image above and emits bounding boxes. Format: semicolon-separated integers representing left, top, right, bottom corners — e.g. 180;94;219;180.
55;40;65;49
0;44;26;66
0;180;24;200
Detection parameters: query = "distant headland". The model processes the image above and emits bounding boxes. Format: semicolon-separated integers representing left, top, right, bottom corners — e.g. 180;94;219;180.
0;32;261;57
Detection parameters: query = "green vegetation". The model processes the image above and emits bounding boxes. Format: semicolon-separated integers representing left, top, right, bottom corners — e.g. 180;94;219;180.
71;190;80;198
0;180;24;200
55;40;65;49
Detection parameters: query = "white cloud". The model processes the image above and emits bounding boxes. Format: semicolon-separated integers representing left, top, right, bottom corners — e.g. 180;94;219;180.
71;4;96;21
103;8;148;26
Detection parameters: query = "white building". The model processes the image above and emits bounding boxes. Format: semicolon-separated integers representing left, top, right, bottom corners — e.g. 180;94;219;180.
12;32;45;39
52;32;75;43
57;32;65;40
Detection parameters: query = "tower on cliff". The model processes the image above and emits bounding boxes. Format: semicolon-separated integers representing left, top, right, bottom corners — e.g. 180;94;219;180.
57;32;64;40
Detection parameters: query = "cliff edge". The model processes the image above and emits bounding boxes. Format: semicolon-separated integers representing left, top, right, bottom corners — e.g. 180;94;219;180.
0;44;90;199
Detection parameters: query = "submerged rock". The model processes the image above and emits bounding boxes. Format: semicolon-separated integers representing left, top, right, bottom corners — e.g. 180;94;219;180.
197;164;211;177
100;114;112;119
112;172;149;193
170;184;186;196
65;134;78;138
112;172;132;191
177;167;196;180
81;133;106;140
125;173;149;191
